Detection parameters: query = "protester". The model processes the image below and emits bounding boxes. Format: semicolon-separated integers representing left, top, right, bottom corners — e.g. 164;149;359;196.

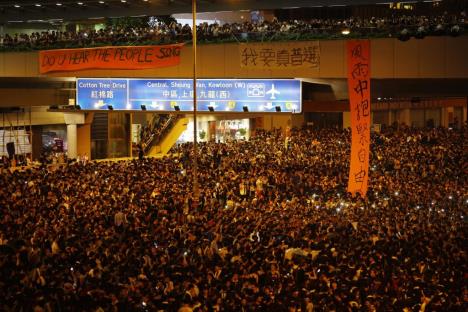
0;11;465;51
0;124;466;311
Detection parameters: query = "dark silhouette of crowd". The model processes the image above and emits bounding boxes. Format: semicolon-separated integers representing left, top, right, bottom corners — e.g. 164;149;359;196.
0;125;466;311
0;10;466;51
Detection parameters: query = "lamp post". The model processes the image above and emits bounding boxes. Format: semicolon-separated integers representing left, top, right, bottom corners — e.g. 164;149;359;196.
192;0;199;206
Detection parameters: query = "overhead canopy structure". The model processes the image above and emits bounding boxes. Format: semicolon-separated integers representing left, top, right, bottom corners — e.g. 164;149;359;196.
0;0;423;23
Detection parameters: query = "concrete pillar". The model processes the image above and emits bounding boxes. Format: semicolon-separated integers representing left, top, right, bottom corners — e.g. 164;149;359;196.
400;108;411;126
64;113;85;159
263;115;273;130
343;112;351;129
387;110;393;126
441;106;454;128
463;106;467;124
67;124;77;159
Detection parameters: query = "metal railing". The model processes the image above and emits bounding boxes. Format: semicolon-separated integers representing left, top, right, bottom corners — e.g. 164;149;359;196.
143;114;180;154
0;22;465;52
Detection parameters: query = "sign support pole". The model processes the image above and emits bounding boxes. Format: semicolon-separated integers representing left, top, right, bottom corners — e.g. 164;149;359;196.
192;0;200;207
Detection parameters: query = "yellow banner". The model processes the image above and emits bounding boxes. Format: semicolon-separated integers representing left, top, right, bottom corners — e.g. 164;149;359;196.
347;40;371;197
239;41;320;69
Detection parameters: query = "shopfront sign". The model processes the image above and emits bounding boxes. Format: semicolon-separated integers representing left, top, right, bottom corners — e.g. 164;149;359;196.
76;78;301;113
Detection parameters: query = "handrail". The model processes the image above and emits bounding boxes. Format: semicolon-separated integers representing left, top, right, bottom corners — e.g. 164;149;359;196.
143;115;181;154
0;22;465;52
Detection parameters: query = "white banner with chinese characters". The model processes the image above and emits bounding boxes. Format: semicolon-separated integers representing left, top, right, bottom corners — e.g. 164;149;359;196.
239;41;320;69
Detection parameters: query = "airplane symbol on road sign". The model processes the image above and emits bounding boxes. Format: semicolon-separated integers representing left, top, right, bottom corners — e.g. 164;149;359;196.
266;84;280;100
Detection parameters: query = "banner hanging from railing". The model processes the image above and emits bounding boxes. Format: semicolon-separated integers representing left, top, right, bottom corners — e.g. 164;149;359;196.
39;44;184;74
347;40;371;197
239;41;320;69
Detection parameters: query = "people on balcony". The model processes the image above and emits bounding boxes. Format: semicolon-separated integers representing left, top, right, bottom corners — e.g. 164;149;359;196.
0;11;465;51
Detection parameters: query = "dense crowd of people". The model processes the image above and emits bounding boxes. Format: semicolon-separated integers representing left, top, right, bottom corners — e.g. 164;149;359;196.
0;125;466;311
0;11;466;51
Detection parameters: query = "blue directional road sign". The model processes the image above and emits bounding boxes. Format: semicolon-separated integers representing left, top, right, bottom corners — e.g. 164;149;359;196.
76;78;128;109
76;78;301;113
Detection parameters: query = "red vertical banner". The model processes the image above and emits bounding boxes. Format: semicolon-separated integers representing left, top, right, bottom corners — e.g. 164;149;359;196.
347;40;371;197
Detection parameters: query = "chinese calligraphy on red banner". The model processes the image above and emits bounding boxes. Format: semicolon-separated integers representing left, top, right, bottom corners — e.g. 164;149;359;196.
239;42;320;69
347;40;371;197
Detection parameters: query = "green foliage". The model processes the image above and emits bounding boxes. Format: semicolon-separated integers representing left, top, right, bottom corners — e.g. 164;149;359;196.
199;130;206;140
106;16;149;29
155;15;177;26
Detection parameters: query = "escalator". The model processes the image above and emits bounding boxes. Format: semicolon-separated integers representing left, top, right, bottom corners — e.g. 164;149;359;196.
143;114;188;157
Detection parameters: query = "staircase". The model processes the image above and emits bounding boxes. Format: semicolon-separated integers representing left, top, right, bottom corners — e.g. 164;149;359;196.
143;115;188;157
91;112;108;159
